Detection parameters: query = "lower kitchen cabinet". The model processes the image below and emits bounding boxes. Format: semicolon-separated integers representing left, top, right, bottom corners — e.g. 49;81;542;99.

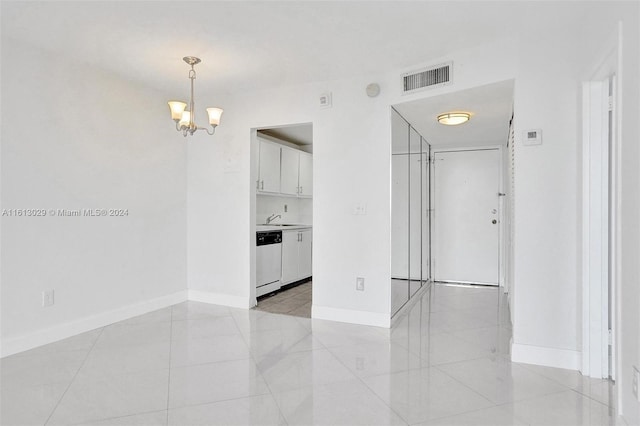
281;229;312;284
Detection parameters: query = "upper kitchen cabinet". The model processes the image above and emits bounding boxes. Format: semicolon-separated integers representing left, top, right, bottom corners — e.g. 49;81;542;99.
298;152;313;197
257;137;313;198
280;147;300;196
257;140;281;193
281;148;313;198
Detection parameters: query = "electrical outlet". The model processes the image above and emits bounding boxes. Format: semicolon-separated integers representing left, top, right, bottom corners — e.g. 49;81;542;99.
356;277;365;291
633;366;640;402
42;289;54;307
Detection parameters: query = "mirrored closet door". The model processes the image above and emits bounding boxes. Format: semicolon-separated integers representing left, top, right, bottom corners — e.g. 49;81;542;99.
391;109;431;316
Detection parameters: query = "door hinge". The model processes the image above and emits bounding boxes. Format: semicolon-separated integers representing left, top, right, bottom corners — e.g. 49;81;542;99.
608;96;613;112
608;329;613;345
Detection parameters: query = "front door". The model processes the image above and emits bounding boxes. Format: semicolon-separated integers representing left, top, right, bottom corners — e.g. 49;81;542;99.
432;149;500;285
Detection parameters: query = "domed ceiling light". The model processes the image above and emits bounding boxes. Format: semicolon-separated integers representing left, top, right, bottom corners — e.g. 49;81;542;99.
437;112;471;126
168;56;223;137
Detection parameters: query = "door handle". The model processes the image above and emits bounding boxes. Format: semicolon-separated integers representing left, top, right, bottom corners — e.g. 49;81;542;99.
492;219;498;224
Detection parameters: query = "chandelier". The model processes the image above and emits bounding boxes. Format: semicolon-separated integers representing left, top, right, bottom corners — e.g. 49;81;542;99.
168;56;223;137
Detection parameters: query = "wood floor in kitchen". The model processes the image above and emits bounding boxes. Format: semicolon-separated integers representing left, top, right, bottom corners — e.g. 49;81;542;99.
255;280;312;317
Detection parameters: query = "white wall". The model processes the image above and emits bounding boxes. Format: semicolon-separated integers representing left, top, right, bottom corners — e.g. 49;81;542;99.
615;7;640;424
510;31;585;366
1;40;187;356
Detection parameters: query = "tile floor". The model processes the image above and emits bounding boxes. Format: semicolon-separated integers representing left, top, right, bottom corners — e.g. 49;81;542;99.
1;283;616;425
255;280;312;318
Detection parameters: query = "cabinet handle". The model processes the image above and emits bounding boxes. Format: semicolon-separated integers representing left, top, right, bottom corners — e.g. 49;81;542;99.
261;181;264;190
256;180;260;190
299;186;303;194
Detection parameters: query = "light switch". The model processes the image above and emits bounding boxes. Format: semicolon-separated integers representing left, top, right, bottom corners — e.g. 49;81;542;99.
353;203;367;215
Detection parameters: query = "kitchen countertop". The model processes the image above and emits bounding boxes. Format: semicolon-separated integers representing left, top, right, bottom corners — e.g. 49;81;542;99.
256;224;312;232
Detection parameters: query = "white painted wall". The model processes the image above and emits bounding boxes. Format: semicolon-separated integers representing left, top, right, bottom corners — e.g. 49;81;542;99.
614;9;640;424
1;40;187;356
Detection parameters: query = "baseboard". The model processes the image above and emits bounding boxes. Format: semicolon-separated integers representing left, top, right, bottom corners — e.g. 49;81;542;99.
312;305;390;328
511;342;581;370
1;290;187;358
187;289;251;309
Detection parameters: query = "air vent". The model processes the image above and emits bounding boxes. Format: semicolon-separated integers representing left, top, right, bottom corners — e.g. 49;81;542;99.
402;62;452;94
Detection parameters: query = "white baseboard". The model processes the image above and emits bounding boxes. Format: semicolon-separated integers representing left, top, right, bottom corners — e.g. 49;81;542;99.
1;290;187;358
512;342;581;370
188;289;251;309
312;305;390;328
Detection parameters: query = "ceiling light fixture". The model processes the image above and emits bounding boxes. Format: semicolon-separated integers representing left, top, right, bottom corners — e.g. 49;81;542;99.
437;112;470;126
168;56;223;137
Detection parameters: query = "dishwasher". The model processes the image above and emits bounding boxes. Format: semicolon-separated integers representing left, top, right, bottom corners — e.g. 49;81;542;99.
256;230;282;297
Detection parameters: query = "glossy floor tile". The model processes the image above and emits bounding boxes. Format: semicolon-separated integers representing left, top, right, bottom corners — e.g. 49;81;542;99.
0;285;618;425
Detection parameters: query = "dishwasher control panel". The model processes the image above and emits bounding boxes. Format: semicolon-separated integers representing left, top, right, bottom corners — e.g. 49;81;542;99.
257;231;282;245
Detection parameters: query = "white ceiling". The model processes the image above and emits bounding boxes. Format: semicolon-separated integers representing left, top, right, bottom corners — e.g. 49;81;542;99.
393;80;514;148
0;1;599;97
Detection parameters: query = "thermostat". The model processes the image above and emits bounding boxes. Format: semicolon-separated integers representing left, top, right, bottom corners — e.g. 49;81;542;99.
524;129;542;146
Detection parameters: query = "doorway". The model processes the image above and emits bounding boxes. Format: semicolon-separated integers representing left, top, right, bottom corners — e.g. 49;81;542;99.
251;123;314;318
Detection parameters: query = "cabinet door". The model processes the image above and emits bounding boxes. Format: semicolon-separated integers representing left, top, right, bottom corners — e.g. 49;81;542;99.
280;148;299;196
281;231;299;284
298;152;313;197
298;229;312;279
258;141;281;193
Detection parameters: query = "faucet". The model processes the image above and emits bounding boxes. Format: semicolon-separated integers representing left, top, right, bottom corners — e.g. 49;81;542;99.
265;213;281;224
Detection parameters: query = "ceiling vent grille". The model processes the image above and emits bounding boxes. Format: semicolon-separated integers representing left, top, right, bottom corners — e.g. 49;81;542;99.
402;62;452;94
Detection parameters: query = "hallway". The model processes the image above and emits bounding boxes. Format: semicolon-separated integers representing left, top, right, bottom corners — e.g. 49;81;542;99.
1;284;615;425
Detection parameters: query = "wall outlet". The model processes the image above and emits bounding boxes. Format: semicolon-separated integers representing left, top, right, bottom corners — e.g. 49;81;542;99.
356;277;365;291
633;366;640;402
42;289;54;307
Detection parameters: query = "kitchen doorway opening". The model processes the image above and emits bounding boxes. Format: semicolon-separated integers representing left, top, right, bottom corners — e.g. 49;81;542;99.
251;123;314;318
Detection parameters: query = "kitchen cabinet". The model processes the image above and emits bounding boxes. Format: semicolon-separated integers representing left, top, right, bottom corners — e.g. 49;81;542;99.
298;152;313;197
257;140;281;193
281;229;312;284
280;148;300;196
280;147;313;197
